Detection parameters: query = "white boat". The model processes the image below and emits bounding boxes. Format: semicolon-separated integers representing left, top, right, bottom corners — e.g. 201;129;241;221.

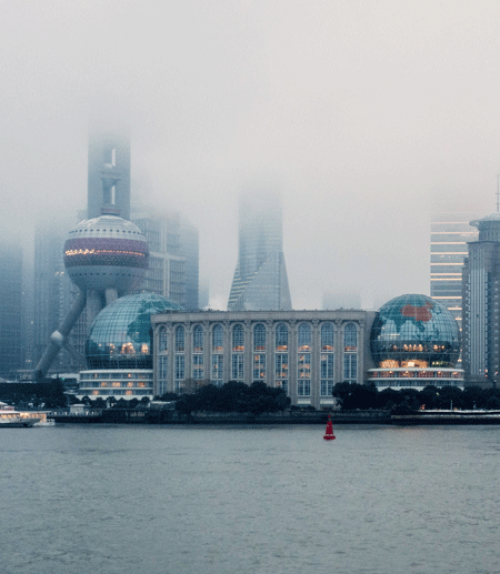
0;403;41;427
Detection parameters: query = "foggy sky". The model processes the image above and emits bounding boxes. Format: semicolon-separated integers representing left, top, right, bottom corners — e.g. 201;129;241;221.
1;1;500;310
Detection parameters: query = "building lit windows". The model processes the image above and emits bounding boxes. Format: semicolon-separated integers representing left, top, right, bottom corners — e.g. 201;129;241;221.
192;325;204;380
211;355;223;386
343;323;358;382
321;322;335;396
211;324;223;385
275;323;288;352
274;353;288;394
193;325;203;353
212;324;223;352
232;324;244;352
321;323;334;351
253;324;266;381
298;323;311;351
253;323;266;351
273;324;288;393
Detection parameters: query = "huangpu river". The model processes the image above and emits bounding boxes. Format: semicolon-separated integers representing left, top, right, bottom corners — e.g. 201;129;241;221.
2;424;500;574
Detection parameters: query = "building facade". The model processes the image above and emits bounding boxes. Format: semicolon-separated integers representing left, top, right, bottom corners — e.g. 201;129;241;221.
430;199;488;332
152;310;377;409
228;191;292;311
132;210;199;310
462;213;500;387
0;245;23;379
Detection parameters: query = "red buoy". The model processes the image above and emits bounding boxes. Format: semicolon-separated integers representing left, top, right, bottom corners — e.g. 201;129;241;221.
323;415;336;441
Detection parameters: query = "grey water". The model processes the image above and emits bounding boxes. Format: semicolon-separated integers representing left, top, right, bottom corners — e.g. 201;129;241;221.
2;424;500;574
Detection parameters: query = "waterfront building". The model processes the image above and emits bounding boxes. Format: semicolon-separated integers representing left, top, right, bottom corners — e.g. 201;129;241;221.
462;212;500;387
228;191;292;311
368;294;463;390
0;245;23;378
79;293;181;399
151;309;377;409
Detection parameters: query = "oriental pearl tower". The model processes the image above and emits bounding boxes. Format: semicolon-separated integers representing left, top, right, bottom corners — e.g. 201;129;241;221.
35;127;149;379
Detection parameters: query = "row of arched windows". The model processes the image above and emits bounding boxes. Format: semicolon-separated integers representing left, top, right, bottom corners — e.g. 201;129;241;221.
159;322;358;354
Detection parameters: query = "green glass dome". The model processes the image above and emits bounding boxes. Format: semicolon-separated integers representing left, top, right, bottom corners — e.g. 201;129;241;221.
85;293;181;369
370;294;460;367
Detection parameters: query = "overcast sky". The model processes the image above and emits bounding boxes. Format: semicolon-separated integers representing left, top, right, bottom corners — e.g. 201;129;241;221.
1;0;499;309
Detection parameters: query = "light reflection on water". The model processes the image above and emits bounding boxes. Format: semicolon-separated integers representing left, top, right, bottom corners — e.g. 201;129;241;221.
2;424;500;574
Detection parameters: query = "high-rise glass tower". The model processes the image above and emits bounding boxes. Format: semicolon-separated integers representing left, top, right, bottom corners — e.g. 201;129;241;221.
462;212;500;387
0;245;23;378
430;199;487;332
228;191;292;311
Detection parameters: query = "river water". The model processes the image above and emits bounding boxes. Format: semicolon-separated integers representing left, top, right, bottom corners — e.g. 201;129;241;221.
2;424;500;574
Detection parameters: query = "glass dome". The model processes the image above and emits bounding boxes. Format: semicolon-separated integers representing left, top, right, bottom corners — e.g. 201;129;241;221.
370;294;460;368
85;293;181;369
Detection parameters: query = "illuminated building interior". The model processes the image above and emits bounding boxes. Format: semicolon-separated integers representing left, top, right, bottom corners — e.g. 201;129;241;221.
369;294;463;389
79;292;181;399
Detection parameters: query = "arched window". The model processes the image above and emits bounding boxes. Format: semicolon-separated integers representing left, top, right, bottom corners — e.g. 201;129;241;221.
344;323;357;352
298;323;311;351
193;325;203;353
232;324;244;352
159;327;168;353
211;324;223;385
253;324;266;351
320;324;334;396
343;323;357;382
175;326;185;353
298;324;311;396
212;324;223;353
321;323;334;351
275;324;288;351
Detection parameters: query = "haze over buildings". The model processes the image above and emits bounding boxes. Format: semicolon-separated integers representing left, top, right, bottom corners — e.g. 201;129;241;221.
2;2;500;311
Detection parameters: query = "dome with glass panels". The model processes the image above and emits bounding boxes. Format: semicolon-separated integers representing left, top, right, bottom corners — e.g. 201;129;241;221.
370;294;460;368
85;293;181;369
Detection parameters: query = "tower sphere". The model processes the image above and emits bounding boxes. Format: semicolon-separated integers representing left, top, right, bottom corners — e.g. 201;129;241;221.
63;215;149;294
85;293;181;369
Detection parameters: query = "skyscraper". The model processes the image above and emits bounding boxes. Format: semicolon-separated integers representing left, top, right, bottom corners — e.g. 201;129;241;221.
462;212;500;387
87;125;131;220
228;191;292;311
0;245;23;378
132;209;199;310
430;200;486;332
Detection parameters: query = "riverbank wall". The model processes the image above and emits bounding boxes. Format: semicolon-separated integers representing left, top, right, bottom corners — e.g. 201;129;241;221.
51;409;500;425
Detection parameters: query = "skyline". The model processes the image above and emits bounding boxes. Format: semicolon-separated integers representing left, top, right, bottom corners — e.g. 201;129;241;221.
2;1;500;310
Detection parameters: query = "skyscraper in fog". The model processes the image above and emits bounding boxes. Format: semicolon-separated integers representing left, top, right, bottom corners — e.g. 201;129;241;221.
430;199;488;332
462;212;500;387
87;125;131;220
132;209;199;310
228;191;292;311
0;246;23;378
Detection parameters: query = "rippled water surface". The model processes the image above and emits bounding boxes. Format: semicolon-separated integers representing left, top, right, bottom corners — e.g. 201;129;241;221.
2;424;500;574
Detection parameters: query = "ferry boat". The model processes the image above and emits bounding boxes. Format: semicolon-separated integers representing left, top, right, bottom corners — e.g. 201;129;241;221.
0;403;41;427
